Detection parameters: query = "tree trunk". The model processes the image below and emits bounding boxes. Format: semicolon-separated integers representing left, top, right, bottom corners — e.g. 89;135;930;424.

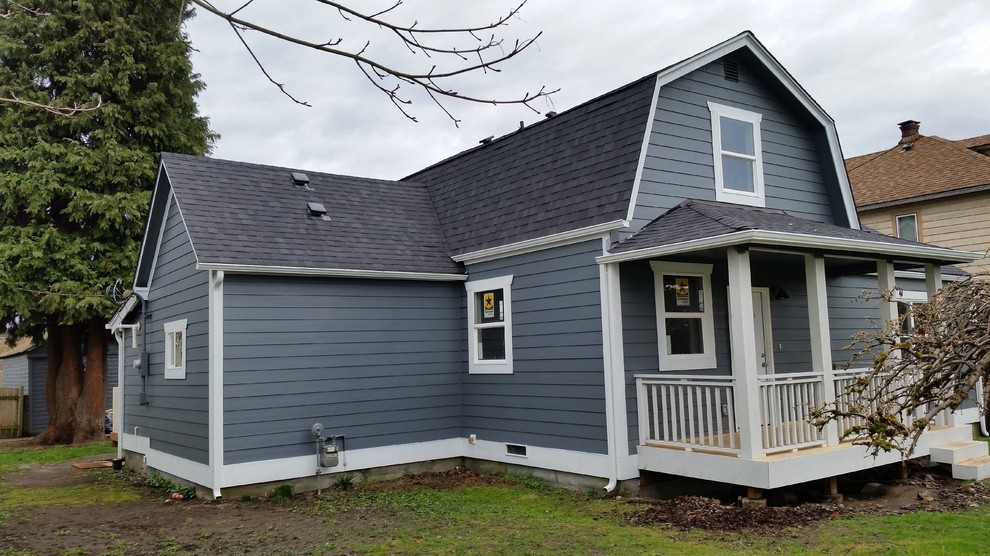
36;321;107;444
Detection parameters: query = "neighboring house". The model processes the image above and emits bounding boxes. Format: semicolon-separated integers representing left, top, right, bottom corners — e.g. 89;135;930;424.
847;121;990;273
110;31;987;501
0;337;33;393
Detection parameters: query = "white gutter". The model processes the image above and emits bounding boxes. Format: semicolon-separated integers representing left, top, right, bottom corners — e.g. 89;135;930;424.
596;230;983;265
195;263;467;282
452;220;629;264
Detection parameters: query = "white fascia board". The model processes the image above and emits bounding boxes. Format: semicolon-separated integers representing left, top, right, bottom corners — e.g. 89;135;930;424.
596;230;984;265
196;262;467;282
452;220;629;264
625;77;664;223
106;295;139;331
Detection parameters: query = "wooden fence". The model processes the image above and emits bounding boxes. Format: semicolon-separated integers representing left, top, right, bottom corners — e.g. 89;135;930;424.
0;386;24;438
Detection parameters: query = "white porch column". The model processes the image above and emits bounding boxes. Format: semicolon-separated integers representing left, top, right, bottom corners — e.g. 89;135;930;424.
727;247;763;459
805;254;838;446
924;263;943;298
876;260;897;325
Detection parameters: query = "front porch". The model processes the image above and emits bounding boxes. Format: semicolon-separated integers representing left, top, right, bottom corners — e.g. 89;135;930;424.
596;200;985;491
634;370;977;489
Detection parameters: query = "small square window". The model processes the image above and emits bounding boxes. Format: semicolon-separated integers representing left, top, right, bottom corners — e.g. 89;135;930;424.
895;213;919;242
164;319;187;380
708;101;765;207
465;276;513;374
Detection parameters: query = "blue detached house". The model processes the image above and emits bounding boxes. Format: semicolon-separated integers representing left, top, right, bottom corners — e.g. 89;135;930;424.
109;32;987;500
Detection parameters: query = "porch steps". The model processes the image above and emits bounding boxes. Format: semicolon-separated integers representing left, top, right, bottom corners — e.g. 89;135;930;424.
929;440;990;481
930;440;989;464
952;455;990;481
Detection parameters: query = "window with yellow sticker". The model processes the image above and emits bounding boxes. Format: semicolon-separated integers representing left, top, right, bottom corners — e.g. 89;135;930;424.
465;275;513;374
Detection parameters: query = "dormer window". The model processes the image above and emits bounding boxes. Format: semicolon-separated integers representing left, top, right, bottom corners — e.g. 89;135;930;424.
708;102;765;207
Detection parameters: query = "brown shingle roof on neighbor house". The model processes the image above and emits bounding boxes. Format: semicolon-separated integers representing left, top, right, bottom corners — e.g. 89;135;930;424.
847;129;990;209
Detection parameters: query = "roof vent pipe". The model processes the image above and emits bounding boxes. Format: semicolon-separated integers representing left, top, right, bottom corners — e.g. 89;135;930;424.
898;120;921;144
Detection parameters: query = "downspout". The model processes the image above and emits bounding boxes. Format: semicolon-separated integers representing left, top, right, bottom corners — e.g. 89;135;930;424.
599;253;620;493
114;329;125;461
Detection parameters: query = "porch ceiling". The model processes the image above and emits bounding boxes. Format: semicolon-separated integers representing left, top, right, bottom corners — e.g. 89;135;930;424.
600;199;982;266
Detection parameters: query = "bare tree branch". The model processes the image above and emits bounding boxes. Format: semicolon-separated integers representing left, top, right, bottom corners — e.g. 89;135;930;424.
187;0;557;124
813;275;990;457
0;92;105;117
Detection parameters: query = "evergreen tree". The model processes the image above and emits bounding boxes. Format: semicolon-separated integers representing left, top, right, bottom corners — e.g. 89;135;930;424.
0;1;215;443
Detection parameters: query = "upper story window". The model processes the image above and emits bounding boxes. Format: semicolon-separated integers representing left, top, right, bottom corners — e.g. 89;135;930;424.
895;213;920;242
650;261;717;371
164;319;187;380
465;275;514;374
708;102;765;207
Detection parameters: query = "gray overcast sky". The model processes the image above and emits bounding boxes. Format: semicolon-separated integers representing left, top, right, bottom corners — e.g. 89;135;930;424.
184;1;990;180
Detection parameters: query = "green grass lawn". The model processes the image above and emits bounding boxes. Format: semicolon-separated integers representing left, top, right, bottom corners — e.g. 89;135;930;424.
2;444;990;555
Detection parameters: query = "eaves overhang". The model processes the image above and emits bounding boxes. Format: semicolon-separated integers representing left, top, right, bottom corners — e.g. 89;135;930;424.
596;230;983;266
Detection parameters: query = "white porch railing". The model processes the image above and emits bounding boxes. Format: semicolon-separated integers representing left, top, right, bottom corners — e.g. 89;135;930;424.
758;372;826;452
636;368;883;458
636;375;739;454
833;366;950;437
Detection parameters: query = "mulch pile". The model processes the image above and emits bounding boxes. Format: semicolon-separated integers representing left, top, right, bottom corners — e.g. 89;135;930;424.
628;496;843;531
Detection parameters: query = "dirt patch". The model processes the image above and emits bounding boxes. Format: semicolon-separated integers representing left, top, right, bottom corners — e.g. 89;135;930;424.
628;462;990;532
4;452;116;488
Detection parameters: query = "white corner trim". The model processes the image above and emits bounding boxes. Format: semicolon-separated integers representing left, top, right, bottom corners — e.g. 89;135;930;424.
596;230;984;265
452;220;629;264
625;77;664;223
195;263;467;282
208;270;224;499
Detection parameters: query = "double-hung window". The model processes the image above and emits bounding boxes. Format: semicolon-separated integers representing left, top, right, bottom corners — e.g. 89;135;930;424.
164;319;187;380
708;102;765;207
465;275;513;374
650;262;716;370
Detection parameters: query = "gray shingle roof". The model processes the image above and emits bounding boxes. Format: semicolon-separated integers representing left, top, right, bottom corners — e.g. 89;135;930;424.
160;152;462;275
611;199;945;254
404;76;657;256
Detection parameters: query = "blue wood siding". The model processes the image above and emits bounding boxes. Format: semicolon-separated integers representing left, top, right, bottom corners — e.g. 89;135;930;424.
222;276;463;465
631;56;832;232
124;194;210;464
464;240;608;454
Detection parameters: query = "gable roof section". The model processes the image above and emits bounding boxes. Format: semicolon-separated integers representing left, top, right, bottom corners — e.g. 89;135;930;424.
604;199;979;265
155;153;462;276
848;134;990;209
404;76;656;257
406;31;861;258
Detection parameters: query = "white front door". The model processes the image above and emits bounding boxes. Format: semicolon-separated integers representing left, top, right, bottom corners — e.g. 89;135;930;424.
752;289;774;375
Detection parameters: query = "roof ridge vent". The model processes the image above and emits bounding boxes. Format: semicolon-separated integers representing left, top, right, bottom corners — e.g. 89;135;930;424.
545;111;558;119
479;135;494;144
723;60;739;82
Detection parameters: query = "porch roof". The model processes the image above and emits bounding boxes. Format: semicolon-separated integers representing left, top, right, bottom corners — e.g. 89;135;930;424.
598;199;983;265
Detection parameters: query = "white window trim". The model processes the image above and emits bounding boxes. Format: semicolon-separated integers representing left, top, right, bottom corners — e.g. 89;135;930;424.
650;261;717;371
895;213;919;241
708;101;765;207
164;319;187;380
465;275;514;374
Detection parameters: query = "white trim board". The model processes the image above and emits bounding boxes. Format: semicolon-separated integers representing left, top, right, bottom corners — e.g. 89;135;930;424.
451;220;629;264
625;78;664;223
122;433;213;489
195;263;467;282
